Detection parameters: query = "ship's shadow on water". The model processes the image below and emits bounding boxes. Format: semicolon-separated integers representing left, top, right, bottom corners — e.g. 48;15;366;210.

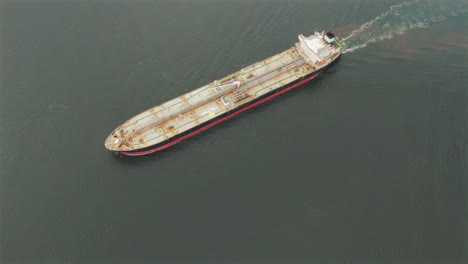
109;143;188;165
109;61;342;165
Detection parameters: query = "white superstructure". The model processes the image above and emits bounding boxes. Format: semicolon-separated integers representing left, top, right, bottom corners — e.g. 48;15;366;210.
296;31;339;64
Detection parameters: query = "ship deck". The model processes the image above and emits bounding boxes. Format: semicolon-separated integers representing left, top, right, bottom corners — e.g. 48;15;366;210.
105;34;342;152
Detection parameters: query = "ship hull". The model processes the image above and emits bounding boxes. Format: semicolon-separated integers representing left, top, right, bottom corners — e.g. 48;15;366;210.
118;61;335;156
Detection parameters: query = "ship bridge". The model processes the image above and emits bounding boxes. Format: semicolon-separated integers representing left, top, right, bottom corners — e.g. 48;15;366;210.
296;32;338;65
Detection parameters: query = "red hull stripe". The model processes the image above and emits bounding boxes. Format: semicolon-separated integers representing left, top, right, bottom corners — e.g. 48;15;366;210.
120;72;321;156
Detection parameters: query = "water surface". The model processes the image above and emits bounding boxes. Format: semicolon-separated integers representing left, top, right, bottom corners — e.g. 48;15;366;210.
1;0;467;263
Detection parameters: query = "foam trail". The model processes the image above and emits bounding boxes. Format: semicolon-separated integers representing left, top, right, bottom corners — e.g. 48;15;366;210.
342;0;468;53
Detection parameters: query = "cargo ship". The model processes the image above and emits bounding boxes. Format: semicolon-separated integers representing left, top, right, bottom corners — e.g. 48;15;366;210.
105;31;347;155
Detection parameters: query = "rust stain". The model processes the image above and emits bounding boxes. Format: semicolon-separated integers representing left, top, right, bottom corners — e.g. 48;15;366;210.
214;99;225;110
149;108;160;119
154;123;169;139
164;124;179;137
188;110;201;125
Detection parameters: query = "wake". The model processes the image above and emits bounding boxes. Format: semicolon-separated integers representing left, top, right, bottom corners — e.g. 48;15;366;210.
342;0;468;53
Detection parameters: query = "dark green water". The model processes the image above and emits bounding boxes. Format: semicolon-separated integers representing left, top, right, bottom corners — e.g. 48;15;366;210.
1;0;467;263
